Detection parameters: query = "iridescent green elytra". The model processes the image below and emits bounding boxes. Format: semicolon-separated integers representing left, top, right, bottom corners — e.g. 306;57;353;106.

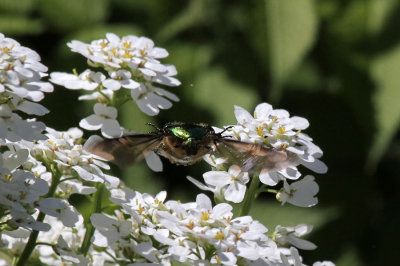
168;124;212;144
84;122;294;172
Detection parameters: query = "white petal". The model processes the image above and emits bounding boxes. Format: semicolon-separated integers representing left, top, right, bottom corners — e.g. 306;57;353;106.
291;116;309;130
60;205;83;227
79;115;102;130
259;171;280;186
234;105;254;124
145;152;163;172
224;182;246;203
101;119;122;138
203;171;230;187
102;79;121;91
196;194;212;210
254;103;273;119
38;198;66;217
144;62;167;72
302;159;328;174
15;101;49;115
154;87;179;101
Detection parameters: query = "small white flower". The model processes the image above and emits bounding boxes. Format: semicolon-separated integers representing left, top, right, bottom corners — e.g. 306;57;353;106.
79;103;123;138
50;69;105;91
280;247;303;266
277;175;319;207
203;165;249;203
0;104;47;141
103;69;140;90
91;212;133;247
274;224;317;250
313;261;336;266
130;83;178;116
35;215;87;265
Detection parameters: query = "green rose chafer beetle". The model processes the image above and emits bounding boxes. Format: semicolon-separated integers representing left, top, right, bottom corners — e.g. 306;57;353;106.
84;122;296;173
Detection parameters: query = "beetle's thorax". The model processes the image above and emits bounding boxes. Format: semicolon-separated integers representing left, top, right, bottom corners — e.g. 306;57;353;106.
154;123;219;165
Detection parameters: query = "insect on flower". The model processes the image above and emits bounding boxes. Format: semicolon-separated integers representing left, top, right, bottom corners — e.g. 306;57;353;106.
84;122;296;173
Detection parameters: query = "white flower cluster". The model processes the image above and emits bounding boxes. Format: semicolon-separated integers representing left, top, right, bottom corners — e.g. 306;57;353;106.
15;127;119;195
192;103;327;207
1;214;90;265
0;127;117;235
84;187;326;265
0;33;53;142
0;152;51;231
50;33;180;138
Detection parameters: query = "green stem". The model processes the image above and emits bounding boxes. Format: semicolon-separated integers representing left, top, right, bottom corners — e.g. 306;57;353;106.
238;175;260;217
11;253;18;266
260;188;278;194
80;183;104;255
35;242;54;247
16;165;62;266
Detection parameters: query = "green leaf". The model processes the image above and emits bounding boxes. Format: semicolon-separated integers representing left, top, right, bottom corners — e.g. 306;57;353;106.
250;200;337;229
366;0;399;35
156;0;213;42
250;0;317;102
368;45;400;169
38;0;109;31
327;0;369;44
0;15;43;35
0;0;34;14
189;67;258;126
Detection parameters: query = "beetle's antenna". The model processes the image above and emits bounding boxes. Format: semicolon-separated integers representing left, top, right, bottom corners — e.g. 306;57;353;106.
216;126;234;137
146;123;161;132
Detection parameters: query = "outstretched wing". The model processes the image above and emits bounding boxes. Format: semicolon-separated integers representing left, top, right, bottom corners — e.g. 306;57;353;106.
215;138;296;173
84;134;161;167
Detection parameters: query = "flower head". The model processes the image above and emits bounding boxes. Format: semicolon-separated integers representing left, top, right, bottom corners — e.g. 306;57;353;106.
219;103;327;184
51;33;180;116
0;33;53;142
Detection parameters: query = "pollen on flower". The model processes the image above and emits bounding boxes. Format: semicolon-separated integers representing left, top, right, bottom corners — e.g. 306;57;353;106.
233;232;242;242
19;192;27;199
256;125;264;137
232;130;241;140
86;46;93;55
214;255;222;264
201;211;210;221
139;49;147;57
215;231;225;240
223;216;232;224
186;220;195;230
123;41;131;49
5;173;12;181
230;175;238;182
278;126;286;134
123;50;133;59
137;204;144;214
100;40;108;48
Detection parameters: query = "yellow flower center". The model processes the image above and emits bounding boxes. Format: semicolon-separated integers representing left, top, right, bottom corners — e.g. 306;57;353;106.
201;211;210;221
215;231;225;240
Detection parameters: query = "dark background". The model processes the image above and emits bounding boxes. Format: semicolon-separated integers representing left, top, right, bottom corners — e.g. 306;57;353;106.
2;0;400;265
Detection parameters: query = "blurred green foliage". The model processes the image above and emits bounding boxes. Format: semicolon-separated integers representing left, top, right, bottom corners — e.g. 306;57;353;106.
2;0;400;265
